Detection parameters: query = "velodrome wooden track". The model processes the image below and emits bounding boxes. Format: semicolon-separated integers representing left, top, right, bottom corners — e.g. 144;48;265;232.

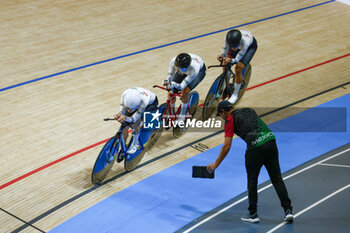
0;0;349;232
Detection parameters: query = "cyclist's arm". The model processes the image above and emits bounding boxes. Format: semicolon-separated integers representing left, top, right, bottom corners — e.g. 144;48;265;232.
221;38;229;57
172;67;197;90
125;100;147;123
232;43;249;63
119;91;126;112
207;136;232;172
166;58;176;81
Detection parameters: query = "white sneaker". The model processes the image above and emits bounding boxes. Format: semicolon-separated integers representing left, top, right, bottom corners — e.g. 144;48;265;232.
127;134;140;154
241;213;260;223
284;209;294;223
228;94;238;104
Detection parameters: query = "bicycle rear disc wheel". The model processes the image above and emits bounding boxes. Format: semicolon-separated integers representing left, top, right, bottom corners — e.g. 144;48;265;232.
202;75;226;120
189;91;199;118
124;130;150;172
91;137;119;185
124;150;146;172
146;103;166;150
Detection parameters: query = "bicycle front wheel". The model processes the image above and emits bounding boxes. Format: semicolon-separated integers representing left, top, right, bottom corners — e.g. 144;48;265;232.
91;137;119;185
202;75;226;120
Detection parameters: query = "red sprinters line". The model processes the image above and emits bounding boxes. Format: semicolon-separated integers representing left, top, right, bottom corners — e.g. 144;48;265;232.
1;53;349;190
0;138;109;190
246;53;350;91
198;53;350;108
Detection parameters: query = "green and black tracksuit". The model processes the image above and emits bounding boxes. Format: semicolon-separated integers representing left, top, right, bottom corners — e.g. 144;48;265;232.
225;108;292;214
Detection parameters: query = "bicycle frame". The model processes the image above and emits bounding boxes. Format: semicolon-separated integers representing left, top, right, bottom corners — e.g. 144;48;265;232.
208;62;235;92
109;122;145;163
153;85;192;123
208;61;249;87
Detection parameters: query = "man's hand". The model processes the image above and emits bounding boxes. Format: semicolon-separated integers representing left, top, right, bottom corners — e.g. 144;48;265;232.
206;137;232;173
114;112;126;123
222;56;233;65
162;80;169;87
217;54;224;62
168;81;179;90
114;112;121;120
207;163;218;174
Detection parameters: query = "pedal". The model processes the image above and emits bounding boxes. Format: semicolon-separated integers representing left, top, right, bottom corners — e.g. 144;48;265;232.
240;81;245;90
116;151;124;163
223;84;234;98
229;83;234;93
116;156;124;163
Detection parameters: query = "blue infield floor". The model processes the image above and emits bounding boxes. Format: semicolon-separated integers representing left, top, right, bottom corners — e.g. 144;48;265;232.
50;93;349;233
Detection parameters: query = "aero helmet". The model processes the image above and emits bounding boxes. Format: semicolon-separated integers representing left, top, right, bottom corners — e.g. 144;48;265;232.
226;29;242;47
124;89;141;111
175;53;191;72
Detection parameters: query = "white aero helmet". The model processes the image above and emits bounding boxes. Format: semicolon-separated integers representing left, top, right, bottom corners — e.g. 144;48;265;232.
124;88;142;111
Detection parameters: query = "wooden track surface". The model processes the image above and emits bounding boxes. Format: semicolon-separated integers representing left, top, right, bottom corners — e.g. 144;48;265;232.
0;0;349;232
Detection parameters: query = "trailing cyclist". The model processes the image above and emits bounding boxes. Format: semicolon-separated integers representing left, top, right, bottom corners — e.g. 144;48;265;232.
114;87;158;154
217;29;258;104
162;53;206;123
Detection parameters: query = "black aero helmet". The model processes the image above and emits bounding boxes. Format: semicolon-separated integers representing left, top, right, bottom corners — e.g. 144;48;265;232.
226;29;242;47
175;53;191;69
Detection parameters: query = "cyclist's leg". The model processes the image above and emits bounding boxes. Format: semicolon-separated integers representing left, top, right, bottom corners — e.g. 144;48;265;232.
187;64;206;90
237;37;257;83
180;65;206;120
229;38;257;104
130;98;159;144
145;96;159;112
229;62;246;103
225;62;234;96
178;87;190;121
228;62;246;104
126;118;141;154
169;73;185;113
122;127;129;144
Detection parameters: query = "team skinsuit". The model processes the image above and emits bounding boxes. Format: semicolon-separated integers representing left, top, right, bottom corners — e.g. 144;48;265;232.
164;53;206;121
119;87;158;153
220;30;257;104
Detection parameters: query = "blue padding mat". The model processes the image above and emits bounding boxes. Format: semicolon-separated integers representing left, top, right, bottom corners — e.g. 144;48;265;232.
50;94;349;233
270;107;347;132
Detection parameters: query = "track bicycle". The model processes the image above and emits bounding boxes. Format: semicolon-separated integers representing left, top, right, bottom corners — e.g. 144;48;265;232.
202;62;252;120
91;115;163;185
153;85;199;138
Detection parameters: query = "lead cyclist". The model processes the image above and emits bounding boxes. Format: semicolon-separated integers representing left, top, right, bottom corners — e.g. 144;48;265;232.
114;87;158;154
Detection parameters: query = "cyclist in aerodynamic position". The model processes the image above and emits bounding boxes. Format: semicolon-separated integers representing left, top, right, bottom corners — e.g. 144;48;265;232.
114;87;158;154
162;53;206;122
217;29;258;104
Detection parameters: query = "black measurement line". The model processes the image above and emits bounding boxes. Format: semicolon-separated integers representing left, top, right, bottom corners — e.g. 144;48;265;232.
0;208;45;233
191;143;210;152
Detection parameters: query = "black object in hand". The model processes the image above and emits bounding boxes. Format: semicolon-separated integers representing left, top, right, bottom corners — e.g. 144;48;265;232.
192;166;214;179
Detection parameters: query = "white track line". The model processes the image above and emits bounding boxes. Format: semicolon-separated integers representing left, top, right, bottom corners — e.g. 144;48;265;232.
266;184;350;233
182;148;350;233
319;163;350;168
